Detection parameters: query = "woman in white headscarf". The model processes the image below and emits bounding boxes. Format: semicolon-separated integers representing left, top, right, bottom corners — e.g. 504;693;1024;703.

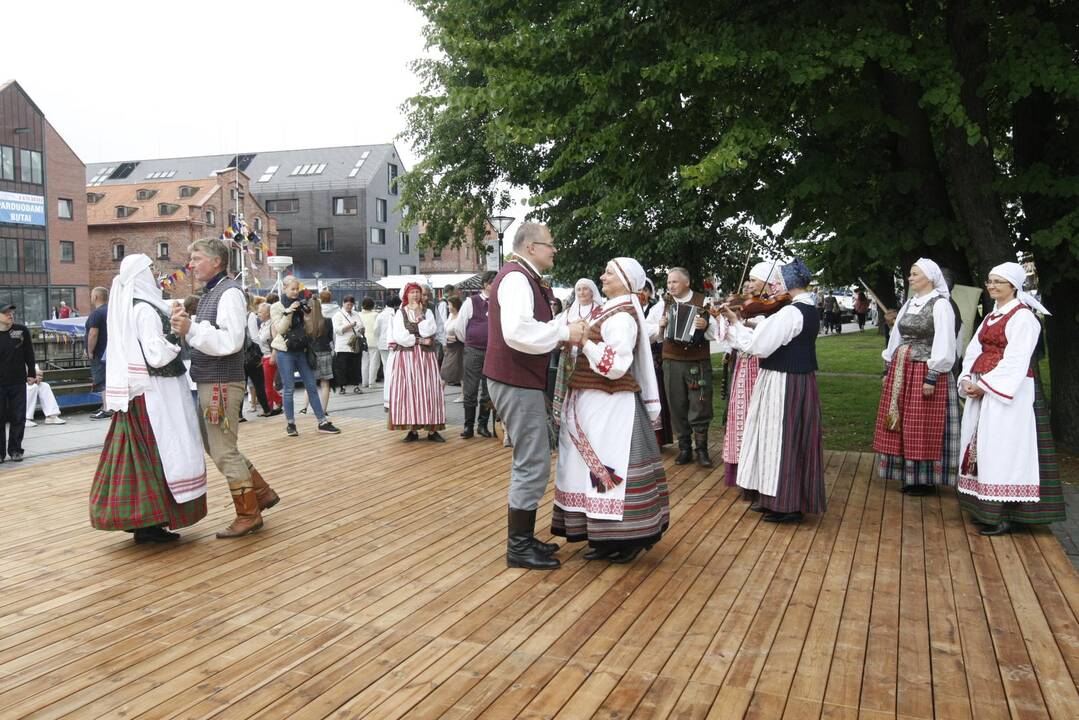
871;258;960;496
563;278;602;323
89;254;208;543
715;260;785;494
551;258;669;564
955;261;1063;535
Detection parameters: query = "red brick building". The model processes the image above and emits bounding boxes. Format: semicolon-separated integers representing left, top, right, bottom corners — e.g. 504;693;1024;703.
418;221;493;274
87;169;277;296
0;80;90;321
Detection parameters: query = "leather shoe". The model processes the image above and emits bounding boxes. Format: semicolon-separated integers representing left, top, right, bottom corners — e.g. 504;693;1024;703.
531;537;559;554
763;511;804;523
9;451;23;462
134;526;180;544
249;468;279;511
460;426;474;439
979;520;1012;536
506;508;560;570
750;503;768;513
427;431;445;442
403;430;419;442
694;433;713;468
477;427;493;438
216;490;264;538
609;546;645;564
675;440;693;465
584;546;618;561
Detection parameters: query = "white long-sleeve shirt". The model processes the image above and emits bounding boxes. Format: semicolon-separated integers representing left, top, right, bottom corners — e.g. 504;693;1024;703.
332;308;365;354
727;292;814;359
185;285;246;357
666;290;719;341
374;306;395;350
392;306;437;347
882;291;957;374
958;299;1040;404
451;291;489;341
496;259;570;354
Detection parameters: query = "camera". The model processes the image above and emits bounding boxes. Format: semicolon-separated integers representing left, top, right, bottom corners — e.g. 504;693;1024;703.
292;298;311;314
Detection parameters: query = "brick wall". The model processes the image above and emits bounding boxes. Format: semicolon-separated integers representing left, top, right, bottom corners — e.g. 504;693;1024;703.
45;121;91;313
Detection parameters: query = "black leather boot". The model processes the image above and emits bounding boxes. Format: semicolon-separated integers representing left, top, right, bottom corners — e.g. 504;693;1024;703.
507;508;561;569
675;437;693;465
461;405;475;438
694;432;713;468
477;407;493;437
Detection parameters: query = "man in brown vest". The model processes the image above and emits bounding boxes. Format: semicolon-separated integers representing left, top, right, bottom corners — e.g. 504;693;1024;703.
658;267;718;467
171;239;280;538
485;222;587;570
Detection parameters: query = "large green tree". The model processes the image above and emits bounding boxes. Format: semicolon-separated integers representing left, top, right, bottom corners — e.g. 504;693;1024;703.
400;0;1079;450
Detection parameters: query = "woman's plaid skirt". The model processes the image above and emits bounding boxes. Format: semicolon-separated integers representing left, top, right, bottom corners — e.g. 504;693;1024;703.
89;395;207;532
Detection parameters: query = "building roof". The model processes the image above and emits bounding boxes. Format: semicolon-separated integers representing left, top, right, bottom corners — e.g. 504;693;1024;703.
86;177;219;225
85;144;403;191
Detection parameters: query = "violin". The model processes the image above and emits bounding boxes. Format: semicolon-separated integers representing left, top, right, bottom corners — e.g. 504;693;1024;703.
710;292;792;319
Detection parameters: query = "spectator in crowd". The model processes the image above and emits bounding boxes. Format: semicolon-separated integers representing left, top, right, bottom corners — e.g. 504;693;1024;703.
86;286;112;420
301;295;336;417
255;302;282;413
376;296;401;403
441;296;464;387
318;289;339;318
359;297;380;388
332;295;365;394
59;300;71;319
0;304;36;462
242;294;273;419
25;364;65;427
853;289;870;330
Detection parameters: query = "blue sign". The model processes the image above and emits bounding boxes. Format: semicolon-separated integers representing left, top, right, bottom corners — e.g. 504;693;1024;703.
0;191;45;226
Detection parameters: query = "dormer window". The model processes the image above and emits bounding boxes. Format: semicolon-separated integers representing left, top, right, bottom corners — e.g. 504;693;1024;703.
136;188;157;201
158;203;180;216
178;185;199;198
86;192;104;204
115;206;137;218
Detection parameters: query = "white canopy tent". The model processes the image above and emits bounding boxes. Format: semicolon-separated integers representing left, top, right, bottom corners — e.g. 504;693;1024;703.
377;273;479;292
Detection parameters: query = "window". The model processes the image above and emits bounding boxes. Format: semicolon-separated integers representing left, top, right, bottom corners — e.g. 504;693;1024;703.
370;227;385;245
88;167;114;186
266;198;298;214
348;151;371;178
372;258;387;278
227;154;256;171
108;163;138;180
258;165;279;183
145;170;176;179
58;198;73;219
86;192;104;204
375;198;387;223
136;188;158;201
399;231;410;254
205;209;215;226
388;164;399;195
158;203;180;216
433;246;442;260
289;163;326;176
333;196;358;215
113;243;125;261
228;212;237;229
1;146;14;181
253;217;263;233
157;242;170;260
115;206;137;218
24;239;46;273
59;240;75;263
0;238;18;272
230;188;238;200
20;149;43;184
254;245;264;263
277;229;292;249
318;228;334;253
179;185;199;198
400;264;416;275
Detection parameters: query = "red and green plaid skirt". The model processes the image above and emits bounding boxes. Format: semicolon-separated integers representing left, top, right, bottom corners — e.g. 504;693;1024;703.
89;395;207;531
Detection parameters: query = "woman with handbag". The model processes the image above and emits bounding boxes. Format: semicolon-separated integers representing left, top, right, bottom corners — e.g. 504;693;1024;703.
270;277;340;437
333;295;365;394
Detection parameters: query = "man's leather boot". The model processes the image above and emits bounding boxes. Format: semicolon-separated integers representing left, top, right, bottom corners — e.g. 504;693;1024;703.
477;406;493;437
675;437;693;465
216;489;264;538
506;508;560;569
249;468;279;511
461;405;475;438
694;433;713;468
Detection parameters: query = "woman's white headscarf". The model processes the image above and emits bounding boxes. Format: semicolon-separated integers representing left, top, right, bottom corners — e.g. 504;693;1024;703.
607;257;661;423
914;258;950;297
748;261;779;284
565;277;602;322
104;254;172;412
990;261;1050;315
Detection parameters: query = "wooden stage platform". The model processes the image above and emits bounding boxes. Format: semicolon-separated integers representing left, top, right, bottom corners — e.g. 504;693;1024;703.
1;418;1077;719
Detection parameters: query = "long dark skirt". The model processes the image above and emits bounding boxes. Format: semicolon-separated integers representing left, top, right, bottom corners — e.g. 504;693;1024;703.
958;376;1065;526
551;395;670;551
333;351;361;387
758;372;826;515
89;395;207;531
652;345;673;447
441;341;464;385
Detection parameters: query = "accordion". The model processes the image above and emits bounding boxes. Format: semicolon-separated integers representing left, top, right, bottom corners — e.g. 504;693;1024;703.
665;299;706;344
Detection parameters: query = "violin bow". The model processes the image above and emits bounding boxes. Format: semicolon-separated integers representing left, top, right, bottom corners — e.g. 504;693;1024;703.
736;235;755;292
857;277;892;314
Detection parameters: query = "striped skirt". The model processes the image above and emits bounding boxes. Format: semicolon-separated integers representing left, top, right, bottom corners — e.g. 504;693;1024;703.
552;395;670;550
958;376;1065;526
89;395;207;532
875;368;961;487
388;345;446;431
723;353;760;487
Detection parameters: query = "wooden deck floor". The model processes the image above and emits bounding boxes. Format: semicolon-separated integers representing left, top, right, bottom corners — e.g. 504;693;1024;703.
2;417;1077;719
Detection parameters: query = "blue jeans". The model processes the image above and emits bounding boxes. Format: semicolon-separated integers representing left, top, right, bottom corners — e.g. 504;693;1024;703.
275;350;326;423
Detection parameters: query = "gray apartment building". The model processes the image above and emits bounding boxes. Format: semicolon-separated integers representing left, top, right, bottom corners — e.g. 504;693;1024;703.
85;144;417;292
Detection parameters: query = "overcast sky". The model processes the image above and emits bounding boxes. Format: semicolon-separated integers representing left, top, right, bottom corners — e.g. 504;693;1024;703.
3;0;430;168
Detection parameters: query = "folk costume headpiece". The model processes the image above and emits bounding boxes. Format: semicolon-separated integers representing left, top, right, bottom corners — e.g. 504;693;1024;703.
989;261;1050;316
914;258;950;297
780;258;813;291
565;277;602;321
608;257;661;423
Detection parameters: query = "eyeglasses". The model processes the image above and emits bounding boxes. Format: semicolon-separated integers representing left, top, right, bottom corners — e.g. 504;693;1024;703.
984;279;1011;287
530;241;555;249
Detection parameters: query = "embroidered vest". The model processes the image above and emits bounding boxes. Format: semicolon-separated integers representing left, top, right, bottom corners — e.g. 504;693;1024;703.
759;303;819;374
402;307;436;352
896;295;942;363
661;290;711;362
465;294;489;349
484;261;553;390
970;304;1034;378
188;276;246;383
569;304;640;394
133;299;186;377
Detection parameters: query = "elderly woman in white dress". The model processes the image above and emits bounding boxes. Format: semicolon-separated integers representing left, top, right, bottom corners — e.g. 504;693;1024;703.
563;278;602;323
956;261;1063;536
551;258;669;564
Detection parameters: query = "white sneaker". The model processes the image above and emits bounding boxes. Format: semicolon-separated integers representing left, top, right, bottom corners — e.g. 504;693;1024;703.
25;419;36;427
44;416;66;425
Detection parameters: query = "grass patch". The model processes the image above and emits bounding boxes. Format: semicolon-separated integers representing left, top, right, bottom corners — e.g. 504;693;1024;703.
815;328;887;375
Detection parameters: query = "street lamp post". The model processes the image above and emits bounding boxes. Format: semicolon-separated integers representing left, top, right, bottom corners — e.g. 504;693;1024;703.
487;215;515;269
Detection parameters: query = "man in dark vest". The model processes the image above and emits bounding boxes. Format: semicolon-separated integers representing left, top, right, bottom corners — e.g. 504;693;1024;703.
485;223;586;570
657;267;719;467
171;239;279;538
453;270;497;438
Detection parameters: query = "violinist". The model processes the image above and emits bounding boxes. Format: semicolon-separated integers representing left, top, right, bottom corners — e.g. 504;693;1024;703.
714;262;787;497
657;267;719;467
718;259;825;523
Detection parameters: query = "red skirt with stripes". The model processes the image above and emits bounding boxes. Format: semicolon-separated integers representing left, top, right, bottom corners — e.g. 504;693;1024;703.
388;345;446;430
872;354;947;460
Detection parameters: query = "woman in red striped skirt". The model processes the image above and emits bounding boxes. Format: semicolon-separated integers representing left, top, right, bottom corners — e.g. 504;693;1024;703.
872;258;959;496
388;282;446;442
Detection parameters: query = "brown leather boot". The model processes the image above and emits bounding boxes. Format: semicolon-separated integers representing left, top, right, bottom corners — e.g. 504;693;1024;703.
249;468;279;511
216;489;264;538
